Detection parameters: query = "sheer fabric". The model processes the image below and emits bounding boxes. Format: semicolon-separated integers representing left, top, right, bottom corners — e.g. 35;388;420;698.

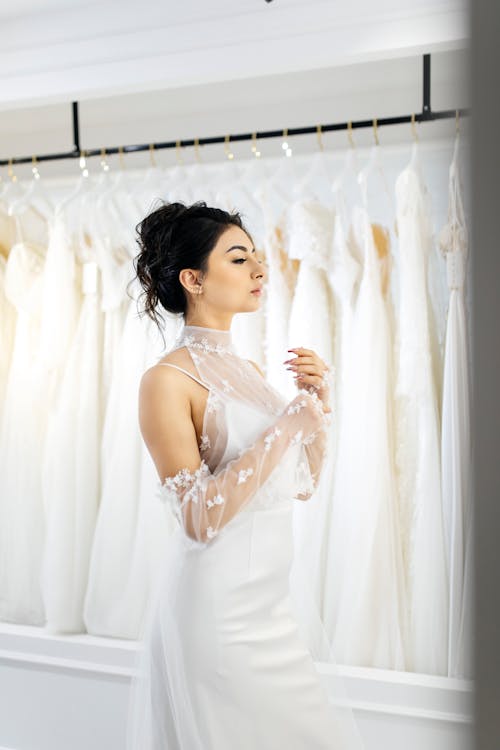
126;323;365;750
438;133;473;678
394;147;449;675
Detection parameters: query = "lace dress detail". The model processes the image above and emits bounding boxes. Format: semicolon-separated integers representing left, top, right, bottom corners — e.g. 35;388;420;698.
154;325;331;537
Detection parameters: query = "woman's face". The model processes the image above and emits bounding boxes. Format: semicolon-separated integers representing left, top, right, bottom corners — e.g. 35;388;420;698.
188;225;266;315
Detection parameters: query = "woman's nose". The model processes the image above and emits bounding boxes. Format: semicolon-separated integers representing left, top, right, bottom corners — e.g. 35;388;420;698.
252;257;266;279
253;266;265;281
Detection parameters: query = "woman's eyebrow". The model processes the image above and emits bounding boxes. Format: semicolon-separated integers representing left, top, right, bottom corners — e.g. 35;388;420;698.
225;245;256;253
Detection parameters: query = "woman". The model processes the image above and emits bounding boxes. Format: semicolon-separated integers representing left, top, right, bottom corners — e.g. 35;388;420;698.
125;201;364;749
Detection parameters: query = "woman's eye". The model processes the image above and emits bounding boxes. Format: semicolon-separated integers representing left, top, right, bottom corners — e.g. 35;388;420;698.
232;258;247;264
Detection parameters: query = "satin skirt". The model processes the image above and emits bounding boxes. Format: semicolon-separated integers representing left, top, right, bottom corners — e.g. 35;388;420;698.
127;504;347;750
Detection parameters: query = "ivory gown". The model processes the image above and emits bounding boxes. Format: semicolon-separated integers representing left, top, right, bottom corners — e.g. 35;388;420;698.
394;146;449;675
126;323;364;750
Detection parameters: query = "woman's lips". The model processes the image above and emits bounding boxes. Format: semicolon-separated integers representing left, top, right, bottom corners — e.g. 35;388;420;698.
251;289;262;295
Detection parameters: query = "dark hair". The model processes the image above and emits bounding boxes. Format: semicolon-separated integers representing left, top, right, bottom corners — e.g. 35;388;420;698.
130;199;251;336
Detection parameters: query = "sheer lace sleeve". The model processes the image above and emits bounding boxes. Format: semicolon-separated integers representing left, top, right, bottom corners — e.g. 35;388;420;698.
159;389;327;543
294;406;332;500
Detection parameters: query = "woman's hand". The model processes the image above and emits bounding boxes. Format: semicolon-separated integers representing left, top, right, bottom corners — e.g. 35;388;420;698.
283;347;333;414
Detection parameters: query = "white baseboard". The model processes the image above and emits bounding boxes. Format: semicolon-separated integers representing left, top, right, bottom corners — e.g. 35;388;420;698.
0;622;474;750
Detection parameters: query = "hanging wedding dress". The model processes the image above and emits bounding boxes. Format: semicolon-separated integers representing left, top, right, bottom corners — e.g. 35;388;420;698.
93;179;139;406
40;252;103;633
394;142;449;675
84;282;179;639
287;201;335;366
328;203;406;670
286;197;336;617
438;133;473;679
0;251;16;408
126;323;365;750
321;171;362;637
34;208;81;408
0;237;47;624
254;159;300;396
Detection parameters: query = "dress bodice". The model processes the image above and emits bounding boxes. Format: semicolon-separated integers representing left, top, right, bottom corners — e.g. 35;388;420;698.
288;200;335;270
157;325;309;525
438;150;468;292
4;241;45;315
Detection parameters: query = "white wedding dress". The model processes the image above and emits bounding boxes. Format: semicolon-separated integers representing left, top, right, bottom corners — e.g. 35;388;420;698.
321;187;361;639
438;133;473;679
40;256;102;633
126;324;364;750
394;143;449;675
327;206;406;670
0;239;47;624
84;283;179;639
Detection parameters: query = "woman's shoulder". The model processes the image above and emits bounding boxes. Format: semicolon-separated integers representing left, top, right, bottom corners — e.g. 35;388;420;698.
140;347;198;398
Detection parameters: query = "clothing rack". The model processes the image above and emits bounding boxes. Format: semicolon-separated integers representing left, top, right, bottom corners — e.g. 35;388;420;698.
0;54;469;169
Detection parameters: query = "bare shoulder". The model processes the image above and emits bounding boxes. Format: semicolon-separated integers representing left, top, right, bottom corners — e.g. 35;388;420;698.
139;357;191;436
141;346;198;389
246;359;265;379
138;350;199;481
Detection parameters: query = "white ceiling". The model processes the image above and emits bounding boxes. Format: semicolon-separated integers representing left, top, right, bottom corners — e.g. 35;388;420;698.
0;0;97;21
0;0;469;109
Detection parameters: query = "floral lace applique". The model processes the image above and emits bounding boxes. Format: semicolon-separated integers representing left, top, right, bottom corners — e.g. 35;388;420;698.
264;426;282;452
182;334;233;356
221;378;234;393
303;431;319;445
159;460;210;506
206;493;224;509
237;467;254;484
206;390;222;415
199;433;211;452
287;398;307;415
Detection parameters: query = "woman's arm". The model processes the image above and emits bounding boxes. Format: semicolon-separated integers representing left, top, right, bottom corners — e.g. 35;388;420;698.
139;366;326;544
285;348;334;500
247;357;332;500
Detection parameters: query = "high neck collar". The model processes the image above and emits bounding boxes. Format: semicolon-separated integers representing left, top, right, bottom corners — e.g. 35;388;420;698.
176;323;236;355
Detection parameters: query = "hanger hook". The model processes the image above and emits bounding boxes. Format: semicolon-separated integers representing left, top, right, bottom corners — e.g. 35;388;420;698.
372;118;379;146
316;125;324;152
100;147;109;172
31;154;40;180
224;134;234;161
411;113;419;142
251;132;261;158
118;145;126;170
281;128;291;157
149;143;157;168
175;140;184;165
8;158;18;183
194;138;203;164
347;121;355;149
79;148;88;176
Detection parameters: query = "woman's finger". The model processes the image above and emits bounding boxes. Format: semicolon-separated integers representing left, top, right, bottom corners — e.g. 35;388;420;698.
294;372;324;387
291;364;321;376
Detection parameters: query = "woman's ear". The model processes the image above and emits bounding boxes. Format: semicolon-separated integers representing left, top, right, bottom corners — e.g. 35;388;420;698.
179;268;202;295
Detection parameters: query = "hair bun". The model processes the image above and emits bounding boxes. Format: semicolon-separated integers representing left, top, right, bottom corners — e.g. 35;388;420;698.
131;200;250;347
